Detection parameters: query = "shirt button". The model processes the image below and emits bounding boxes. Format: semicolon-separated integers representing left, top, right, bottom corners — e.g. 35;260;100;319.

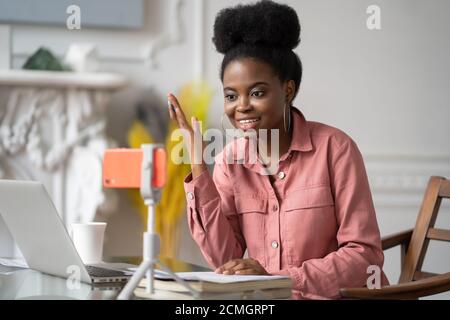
187;192;194;200
271;240;279;249
277;171;286;180
272;204;278;212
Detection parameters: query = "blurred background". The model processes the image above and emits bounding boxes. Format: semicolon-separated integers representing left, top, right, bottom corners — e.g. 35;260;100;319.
0;0;449;298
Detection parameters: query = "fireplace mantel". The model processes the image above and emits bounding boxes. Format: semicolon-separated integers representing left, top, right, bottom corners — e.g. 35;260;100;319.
0;69;127;257
0;69;127;89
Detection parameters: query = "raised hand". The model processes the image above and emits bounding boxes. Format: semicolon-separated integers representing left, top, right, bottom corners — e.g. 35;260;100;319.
167;93;207;178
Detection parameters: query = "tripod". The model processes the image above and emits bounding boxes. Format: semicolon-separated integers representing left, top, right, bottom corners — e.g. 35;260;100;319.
117;144;199;300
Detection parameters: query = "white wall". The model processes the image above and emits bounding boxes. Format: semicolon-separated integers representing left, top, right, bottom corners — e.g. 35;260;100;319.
5;0;450;298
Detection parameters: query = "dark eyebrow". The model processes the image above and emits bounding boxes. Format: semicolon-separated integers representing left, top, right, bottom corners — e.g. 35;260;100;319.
223;81;269;92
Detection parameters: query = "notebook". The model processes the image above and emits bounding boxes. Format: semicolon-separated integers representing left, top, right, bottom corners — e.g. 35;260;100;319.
137;271;292;294
134;286;292;300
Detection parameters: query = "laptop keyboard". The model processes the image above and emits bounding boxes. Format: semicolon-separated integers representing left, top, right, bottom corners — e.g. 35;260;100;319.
86;265;130;278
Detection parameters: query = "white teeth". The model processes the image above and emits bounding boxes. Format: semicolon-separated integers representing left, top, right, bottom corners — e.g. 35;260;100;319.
239;119;259;124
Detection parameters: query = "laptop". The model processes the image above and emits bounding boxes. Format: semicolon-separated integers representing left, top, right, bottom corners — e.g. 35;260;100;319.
0;179;133;284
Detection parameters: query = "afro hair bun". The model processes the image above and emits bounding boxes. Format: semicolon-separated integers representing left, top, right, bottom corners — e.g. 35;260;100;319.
212;0;301;54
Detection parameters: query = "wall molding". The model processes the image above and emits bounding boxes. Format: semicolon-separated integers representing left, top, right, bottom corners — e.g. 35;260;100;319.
363;153;450;208
364;153;450;162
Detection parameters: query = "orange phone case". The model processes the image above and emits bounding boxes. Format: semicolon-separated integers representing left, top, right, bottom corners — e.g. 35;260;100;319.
152;148;167;188
103;149;143;188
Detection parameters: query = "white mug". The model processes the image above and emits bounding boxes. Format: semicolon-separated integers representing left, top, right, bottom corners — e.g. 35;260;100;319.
71;222;106;264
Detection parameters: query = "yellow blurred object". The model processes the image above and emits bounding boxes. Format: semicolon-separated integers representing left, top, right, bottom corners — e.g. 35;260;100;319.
126;80;213;258
128;120;154;147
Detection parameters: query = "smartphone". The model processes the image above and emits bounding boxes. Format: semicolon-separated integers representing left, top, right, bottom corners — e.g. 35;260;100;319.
103;147;167;189
103;149;143;188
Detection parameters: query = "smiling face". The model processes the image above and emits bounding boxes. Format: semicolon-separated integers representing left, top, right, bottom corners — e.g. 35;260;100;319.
222;58;294;133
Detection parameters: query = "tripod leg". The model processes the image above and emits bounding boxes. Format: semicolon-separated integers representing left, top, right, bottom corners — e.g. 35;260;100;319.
146;266;154;293
117;259;154;300
156;260;200;298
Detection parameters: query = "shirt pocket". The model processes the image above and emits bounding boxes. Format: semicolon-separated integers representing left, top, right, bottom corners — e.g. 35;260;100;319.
283;185;337;265
284;185;335;211
234;195;268;264
235;195;268;214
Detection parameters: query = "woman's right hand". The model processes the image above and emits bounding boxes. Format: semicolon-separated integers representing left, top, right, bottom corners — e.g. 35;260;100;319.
167;93;208;178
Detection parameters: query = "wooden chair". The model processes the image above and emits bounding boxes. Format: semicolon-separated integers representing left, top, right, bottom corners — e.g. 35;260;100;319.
340;176;450;299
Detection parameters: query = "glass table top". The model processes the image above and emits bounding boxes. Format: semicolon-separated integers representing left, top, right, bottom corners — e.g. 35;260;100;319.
0;257;211;300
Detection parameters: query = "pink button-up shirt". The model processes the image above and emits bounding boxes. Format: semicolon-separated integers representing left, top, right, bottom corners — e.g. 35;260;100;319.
184;107;388;299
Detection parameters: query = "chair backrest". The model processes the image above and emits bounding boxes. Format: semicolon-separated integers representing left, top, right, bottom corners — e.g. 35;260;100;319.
399;176;450;283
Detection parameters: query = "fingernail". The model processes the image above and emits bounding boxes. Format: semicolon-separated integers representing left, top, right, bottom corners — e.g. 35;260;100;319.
168;101;175;112
193;117;199;126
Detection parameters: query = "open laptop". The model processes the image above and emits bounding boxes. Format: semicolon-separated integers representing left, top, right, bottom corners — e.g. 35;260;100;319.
0;179;133;284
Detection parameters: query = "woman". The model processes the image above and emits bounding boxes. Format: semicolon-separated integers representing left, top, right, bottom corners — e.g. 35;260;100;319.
167;0;388;299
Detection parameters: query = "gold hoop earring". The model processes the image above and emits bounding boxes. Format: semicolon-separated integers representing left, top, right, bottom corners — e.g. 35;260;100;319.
284;103;291;133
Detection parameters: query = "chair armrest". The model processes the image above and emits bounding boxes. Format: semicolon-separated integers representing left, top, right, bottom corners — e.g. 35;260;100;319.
339;272;450;299
381;229;414;251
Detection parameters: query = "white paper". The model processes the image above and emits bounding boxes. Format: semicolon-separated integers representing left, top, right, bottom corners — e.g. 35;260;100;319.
172;272;289;283
129;269;289;283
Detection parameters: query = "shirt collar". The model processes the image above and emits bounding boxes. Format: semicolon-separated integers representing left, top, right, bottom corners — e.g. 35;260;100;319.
288;107;313;153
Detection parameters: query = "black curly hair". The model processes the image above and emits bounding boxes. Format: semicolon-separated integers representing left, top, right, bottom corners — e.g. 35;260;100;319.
213;0;302;101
